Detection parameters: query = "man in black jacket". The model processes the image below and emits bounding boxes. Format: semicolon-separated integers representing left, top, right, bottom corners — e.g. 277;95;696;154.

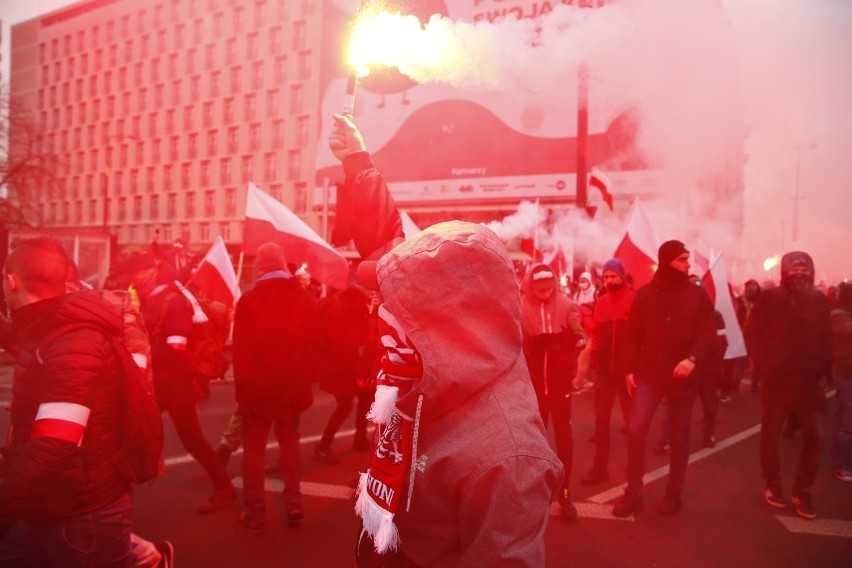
233;242;320;531
746;251;831;519
0;238;132;566
613;240;716;517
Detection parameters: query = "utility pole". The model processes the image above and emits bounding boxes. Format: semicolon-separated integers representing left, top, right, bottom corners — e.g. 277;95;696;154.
791;143;817;242
576;64;589;212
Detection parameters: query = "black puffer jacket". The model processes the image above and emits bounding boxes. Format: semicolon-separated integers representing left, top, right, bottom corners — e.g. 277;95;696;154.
625;267;716;385
0;290;127;524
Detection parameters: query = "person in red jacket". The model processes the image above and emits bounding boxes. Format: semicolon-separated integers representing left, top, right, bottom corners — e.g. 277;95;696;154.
0;238;133;566
581;258;635;486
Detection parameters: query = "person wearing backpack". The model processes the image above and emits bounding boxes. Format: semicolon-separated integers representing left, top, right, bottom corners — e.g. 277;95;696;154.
123;253;236;515
0;238;135;566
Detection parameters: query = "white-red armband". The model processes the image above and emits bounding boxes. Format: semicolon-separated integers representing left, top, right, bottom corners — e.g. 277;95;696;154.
32;402;91;446
166;335;188;351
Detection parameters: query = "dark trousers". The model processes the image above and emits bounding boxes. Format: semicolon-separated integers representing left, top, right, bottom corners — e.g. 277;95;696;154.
158;375;231;490
0;493;133;567
534;384;573;489
320;389;373;447
626;380;698;498
760;382;825;491
591;367;631;470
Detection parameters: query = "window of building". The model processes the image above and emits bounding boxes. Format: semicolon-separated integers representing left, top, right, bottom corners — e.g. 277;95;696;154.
270;27;283;55
200;160;211;185
244;93;256;121
296;115;309;146
187;49;197;75
249;123;261;151
266;89;279;118
252;61;263;89
168;53;178;79
290;84;303;114
140;34;150;59
175;24;185;51
226;39;237;66
138;87;147;112
213;13;224;36
210;71;221;98
287;149;301;180
172;80;182;106
151;58;161;83
205;190;216;216
227;126;238;153
230;66;241;94
167;193;177;219
255;1;267;28
150;195;160;219
135;139;145;164
205;44;216;70
273;119;285;149
224;98;235;124
169;136;179;161
115;171;124;195
193;19;204;44
188;133;199;159
152;139;162;163
75;201;82;224
94;48;103;72
241;155;254;183
164;164;174;191
148;112;157;137
89;199;98;223
134;195;143;220
157;29;167;54
199;222;210;241
293;182;307;214
124;39;134;62
220;222;231;241
298;50;312;81
166;109;176;133
154;4;164;28
181;163;192;188
146;166;155;192
68;57;76;80
293;20;306;50
220;157;232;185
207;130;218;156
118;197;127;222
109;44;118;67
264;153;277;182
186;191;196;218
247;33;259;60
202;102;214;128
225;187;237;216
184;105;193;130
130;169;140;194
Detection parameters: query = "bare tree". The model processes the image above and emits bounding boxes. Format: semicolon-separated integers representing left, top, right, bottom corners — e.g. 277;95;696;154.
0;83;63;228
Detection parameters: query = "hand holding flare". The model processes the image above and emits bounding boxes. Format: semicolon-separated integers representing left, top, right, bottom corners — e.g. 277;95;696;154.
329;113;367;162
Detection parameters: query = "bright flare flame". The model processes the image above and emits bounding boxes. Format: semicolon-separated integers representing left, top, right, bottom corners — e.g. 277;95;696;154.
763;255;781;272
349;12;434;78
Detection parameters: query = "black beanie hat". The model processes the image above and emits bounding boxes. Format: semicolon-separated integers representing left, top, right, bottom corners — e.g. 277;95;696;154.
658;240;689;268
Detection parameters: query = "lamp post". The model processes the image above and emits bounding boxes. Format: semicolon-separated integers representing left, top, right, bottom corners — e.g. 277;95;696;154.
791;142;817;242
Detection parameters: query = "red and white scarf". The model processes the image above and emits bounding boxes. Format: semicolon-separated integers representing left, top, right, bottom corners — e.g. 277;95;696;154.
355;305;423;554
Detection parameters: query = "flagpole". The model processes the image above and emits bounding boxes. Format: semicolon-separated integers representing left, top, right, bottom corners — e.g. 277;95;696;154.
229;251;245;342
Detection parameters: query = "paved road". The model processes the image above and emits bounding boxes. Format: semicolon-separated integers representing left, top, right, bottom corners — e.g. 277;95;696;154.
1;361;850;567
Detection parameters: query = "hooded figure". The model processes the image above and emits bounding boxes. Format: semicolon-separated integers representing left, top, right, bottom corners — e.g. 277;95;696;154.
745;250;832;519
328;114;562;567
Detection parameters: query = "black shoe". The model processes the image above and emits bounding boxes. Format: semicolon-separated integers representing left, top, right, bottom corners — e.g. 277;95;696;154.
558;488;578;521
154;540;174;568
702;435;716;449
657;492;682;515
612;492;644;518
581;468;610;486
791;490;816;520
764;485;786;509
314;444;340;465
286;503;304;527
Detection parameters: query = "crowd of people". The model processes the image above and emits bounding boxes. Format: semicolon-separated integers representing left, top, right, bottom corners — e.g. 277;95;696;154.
0;115;847;567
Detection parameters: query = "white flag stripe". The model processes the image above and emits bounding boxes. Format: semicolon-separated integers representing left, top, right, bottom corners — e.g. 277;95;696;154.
246;182;338;252
35;402;91;426
166;335;188;346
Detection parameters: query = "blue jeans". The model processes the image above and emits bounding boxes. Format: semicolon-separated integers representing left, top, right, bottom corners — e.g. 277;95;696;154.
0;492;133;567
626;381;698;497
830;377;852;472
241;407;302;522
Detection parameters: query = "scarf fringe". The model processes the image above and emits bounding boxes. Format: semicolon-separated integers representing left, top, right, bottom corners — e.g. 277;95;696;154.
367;385;398;425
355;472;400;553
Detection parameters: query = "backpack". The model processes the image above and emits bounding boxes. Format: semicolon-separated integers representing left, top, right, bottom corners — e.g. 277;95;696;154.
40;290;165;485
172;282;230;381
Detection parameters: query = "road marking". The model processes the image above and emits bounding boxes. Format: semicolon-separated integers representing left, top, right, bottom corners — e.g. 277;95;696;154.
163;429;358;468
588;424;762;504
549;501;634;521
231;476;357;500
775;516;852;538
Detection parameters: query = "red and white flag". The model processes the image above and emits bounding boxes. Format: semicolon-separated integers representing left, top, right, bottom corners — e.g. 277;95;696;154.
190;236;241;307
243;182;350;289
613;197;660;289
399;210;421;240
701;251;747;359
589;168;615;212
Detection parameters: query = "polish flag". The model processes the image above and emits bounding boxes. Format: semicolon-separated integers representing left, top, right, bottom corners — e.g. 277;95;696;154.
701;251;747;359
589;168;614;212
613;198;660;289
243;183;350;289
190;236;240;307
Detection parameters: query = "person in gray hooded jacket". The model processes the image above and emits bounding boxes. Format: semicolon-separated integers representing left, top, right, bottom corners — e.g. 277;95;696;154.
330;113;562;567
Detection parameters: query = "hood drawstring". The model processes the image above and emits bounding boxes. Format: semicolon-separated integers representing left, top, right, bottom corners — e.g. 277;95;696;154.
405;394;425;512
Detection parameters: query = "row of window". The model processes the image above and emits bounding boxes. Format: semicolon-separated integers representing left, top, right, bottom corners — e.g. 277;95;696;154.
47;149;302;202
39;181;308;235
40;25;310;89
41;0;311;60
39;52;310;109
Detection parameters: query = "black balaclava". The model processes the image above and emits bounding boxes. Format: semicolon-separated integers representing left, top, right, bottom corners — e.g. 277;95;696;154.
655;240;689;287
744;279;761;302
780;251;815;293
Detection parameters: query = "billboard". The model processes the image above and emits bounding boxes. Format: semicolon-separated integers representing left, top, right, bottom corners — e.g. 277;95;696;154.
314;0;648;206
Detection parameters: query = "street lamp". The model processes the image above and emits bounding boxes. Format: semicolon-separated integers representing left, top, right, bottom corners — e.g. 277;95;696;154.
791;142;817;242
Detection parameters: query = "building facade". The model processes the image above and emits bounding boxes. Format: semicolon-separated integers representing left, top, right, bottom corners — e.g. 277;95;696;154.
10;0;324;253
